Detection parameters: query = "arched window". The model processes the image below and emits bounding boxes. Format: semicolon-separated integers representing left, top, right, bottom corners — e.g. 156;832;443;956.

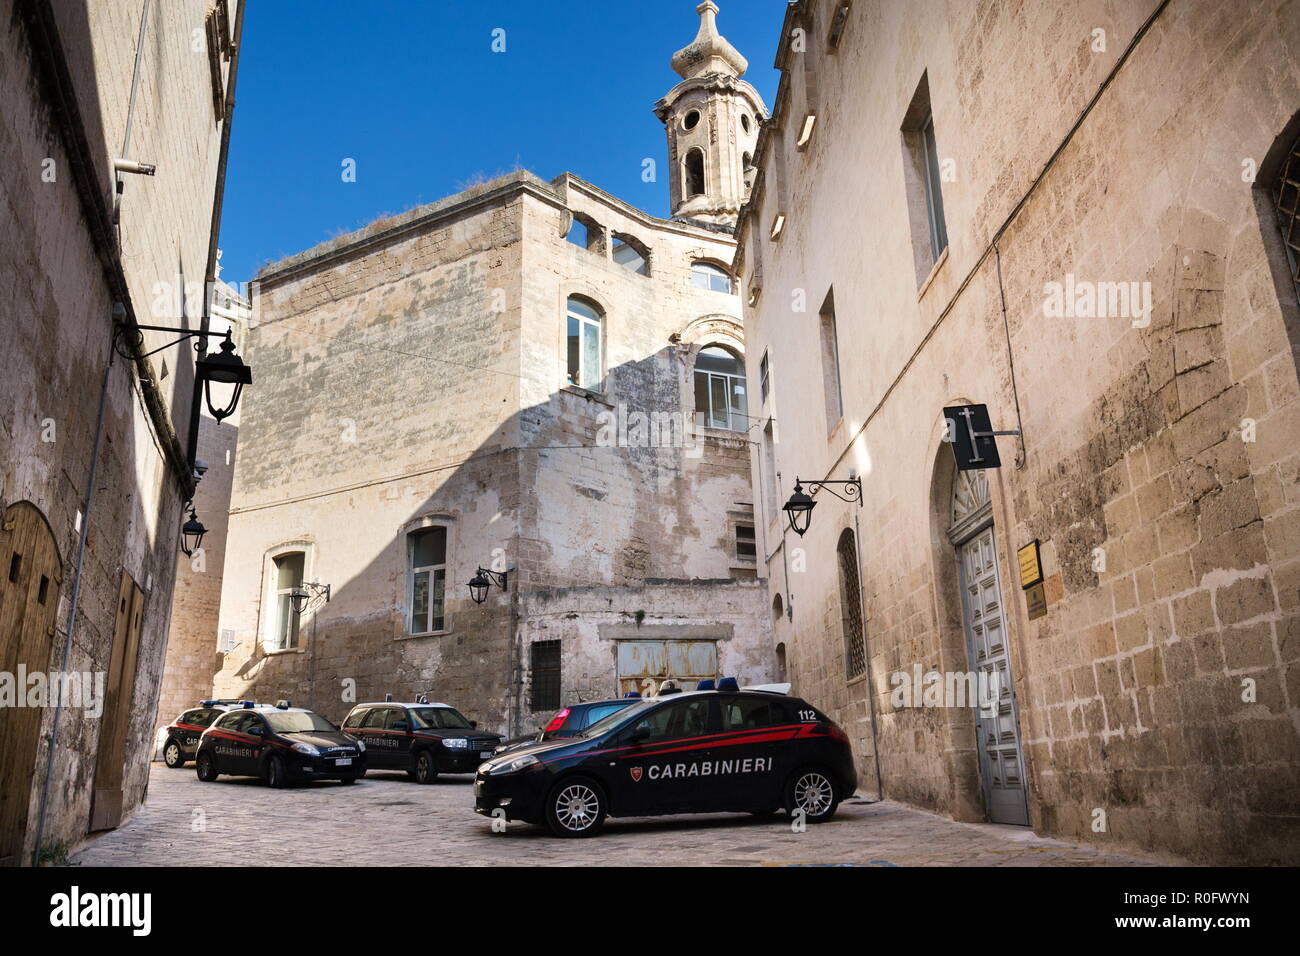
566;296;603;390
836;529;866;680
684;148;706;198
1270;126;1300;305
691;260;734;293
611;234;650;276
694;345;747;431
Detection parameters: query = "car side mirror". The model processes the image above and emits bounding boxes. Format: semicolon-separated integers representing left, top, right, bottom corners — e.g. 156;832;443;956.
249;725;264;736
392;721;408;732
629;726;650;745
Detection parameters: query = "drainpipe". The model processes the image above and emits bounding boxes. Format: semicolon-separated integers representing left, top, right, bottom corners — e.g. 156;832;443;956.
189;0;246;470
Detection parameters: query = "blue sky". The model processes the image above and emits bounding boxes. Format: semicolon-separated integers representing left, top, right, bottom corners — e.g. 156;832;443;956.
217;0;786;282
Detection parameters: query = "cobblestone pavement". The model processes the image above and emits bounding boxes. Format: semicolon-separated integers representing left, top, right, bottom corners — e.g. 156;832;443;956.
68;764;1173;866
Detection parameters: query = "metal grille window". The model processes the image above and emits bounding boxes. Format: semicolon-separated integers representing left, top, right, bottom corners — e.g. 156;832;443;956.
530;640;562;712
735;522;756;562
837;530;867;680
1274;131;1300;304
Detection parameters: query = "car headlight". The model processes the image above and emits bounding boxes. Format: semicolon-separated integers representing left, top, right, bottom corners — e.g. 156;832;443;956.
489;754;539;775
291;742;320;756
443;737;468;749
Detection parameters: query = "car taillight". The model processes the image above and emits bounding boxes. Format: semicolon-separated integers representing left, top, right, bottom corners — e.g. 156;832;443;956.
543;708;571;733
828;721;850;744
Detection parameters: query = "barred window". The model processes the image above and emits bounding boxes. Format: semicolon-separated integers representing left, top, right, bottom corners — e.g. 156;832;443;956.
530;640;561;712
837;529;867;680
1274;130;1300;304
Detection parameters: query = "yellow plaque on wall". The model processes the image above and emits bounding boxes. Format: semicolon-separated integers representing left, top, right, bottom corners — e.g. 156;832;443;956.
1017;540;1043;590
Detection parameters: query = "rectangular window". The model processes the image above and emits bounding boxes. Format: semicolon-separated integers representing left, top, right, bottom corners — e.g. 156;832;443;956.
409;526;447;634
762;421;779;526
759;350;771;403
693;347;748;432
735;523;756;562
270;552;304;651
819;289;844;430
566;298;603;390
530;640;562;712
921;114;949;261
901;74;949;286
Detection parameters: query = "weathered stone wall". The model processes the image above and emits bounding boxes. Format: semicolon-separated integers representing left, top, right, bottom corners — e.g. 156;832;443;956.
0;0;234;861
738;0;1300;862
213;172;774;735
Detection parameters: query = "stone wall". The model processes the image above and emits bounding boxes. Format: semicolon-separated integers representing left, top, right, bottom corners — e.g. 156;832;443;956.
0;0;235;861
213;172;774;735
737;0;1300;862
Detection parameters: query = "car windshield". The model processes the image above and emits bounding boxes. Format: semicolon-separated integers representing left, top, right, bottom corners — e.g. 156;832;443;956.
409;707;472;730
264;712;336;734
581;699;655;737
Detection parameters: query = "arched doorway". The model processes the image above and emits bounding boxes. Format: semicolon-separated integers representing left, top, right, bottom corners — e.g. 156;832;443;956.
948;467;1029;826
0;501;63;866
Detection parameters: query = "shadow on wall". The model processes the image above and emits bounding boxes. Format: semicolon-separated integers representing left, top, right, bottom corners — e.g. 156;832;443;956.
213;341;762;731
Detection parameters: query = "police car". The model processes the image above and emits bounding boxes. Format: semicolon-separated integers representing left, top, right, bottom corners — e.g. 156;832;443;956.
494;696;641;755
159;699;255;768
195;701;366;787
341;697;503;783
474;681;856;837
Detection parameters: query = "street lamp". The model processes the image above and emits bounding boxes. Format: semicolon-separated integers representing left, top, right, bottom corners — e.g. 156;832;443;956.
290;581;331;615
196;328;253;422
782;475;863;537
467;567;509;605
179;504;207;556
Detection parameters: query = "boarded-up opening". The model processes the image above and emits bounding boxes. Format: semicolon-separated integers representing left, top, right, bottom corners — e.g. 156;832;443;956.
617;640;717;697
89;571;145;832
0;502;63;866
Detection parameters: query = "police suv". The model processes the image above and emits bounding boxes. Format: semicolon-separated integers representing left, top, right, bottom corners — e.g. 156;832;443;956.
341;698;502;783
159;699;256;768
195;701;366;787
474;682;856;837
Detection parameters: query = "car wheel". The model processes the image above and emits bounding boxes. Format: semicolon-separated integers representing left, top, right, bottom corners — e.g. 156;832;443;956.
785;768;838;823
266;755;289;789
414;750;438;785
196;751;218;782
339;775;359;785
545;776;606;838
163;739;186;768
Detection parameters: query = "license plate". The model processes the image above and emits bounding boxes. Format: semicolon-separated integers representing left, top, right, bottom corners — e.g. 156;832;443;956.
334;757;352;766
479;752;492;760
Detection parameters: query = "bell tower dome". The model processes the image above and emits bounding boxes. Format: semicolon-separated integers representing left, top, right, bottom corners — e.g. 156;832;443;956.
654;2;766;231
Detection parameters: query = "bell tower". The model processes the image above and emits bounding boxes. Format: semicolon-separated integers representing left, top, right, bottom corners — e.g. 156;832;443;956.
655;2;766;231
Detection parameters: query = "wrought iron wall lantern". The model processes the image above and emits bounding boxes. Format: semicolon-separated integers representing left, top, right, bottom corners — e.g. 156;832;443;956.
179;503;207;556
467;567;509;605
782;475;863;537
289;581;331;615
113;321;252;422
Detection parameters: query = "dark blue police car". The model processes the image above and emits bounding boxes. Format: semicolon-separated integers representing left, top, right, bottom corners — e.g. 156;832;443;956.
474;683;856;836
341;698;502;783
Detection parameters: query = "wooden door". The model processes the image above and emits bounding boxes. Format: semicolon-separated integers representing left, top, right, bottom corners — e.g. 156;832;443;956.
89;572;144;832
0;502;63;866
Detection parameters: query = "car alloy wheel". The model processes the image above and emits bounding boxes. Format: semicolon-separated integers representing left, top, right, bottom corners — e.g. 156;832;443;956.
415;751;437;784
164;741;184;768
196;751;217;782
554;783;600;833
792;771;835;819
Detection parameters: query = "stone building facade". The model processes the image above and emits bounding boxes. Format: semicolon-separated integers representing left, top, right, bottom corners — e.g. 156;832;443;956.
736;0;1300;863
0;0;241;863
211;7;775;734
